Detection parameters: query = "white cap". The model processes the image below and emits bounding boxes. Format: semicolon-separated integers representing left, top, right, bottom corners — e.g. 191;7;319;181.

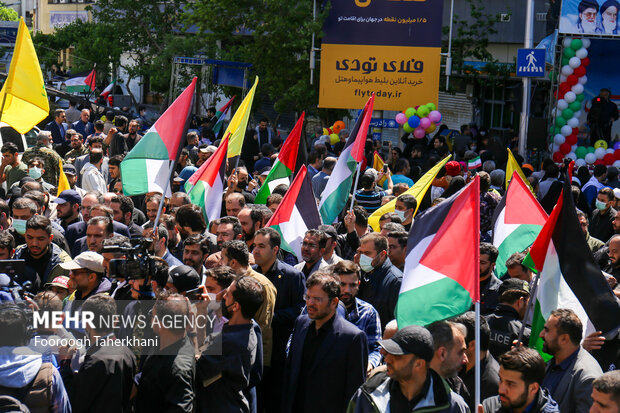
60;251;105;273
614;188;620;200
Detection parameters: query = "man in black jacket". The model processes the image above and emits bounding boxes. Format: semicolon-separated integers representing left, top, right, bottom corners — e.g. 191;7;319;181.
483;347;559;413
479;243;502;315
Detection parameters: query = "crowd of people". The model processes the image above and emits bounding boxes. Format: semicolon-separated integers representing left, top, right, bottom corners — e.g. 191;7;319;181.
0;106;620;413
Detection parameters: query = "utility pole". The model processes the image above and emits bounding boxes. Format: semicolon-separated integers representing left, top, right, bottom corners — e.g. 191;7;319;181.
518;0;535;158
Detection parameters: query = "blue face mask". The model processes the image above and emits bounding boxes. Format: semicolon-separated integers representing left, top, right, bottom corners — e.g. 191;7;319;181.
359;254;375;273
596;200;608;211
394;209;406;221
28;167;42;180
12;218;26;235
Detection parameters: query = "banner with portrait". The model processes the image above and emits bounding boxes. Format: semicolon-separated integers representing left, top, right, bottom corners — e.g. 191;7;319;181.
560;0;620;36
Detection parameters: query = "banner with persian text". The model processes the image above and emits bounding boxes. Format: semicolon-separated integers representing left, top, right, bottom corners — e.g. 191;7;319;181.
319;0;443;111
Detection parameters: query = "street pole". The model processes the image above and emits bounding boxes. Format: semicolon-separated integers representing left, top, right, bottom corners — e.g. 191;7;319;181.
445;0;455;91
310;0;317;85
518;0;535;158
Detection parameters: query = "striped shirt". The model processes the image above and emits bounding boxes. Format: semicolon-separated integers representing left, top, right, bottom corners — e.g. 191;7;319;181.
355;189;388;213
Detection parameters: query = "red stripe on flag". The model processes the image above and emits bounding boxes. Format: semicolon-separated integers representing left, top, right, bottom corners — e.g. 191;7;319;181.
84;69;96;92
351;94;375;163
279;112;304;171
505;172;547;225
527;189;564;272
187;136;229;187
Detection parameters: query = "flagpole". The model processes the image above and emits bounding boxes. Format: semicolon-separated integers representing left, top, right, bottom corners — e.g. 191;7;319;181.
152;159;176;230
518;273;540;345
187;133;230;196
349;161;362;212
475;300;481;410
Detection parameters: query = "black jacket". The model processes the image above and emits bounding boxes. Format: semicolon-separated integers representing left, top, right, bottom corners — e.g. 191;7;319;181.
590;207;617;244
486;304;530;359
135;336;195;413
479;275;502;316
358;258;403;330
65;220;131;247
483;389;559;413
461;353;500;411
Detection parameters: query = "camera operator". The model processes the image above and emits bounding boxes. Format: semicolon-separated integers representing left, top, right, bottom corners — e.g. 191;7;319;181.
0;303;71;412
588;88;619;143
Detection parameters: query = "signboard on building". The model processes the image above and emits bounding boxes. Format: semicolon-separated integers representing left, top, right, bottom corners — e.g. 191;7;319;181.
516;48;545;77
0;21;18;47
50;11;88;29
559;0;620;36
319;0;443;111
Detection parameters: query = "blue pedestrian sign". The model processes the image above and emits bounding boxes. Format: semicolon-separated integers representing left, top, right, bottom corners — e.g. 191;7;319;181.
517;49;545;77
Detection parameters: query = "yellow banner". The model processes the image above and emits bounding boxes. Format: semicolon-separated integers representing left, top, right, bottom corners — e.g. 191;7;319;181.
319;44;440;111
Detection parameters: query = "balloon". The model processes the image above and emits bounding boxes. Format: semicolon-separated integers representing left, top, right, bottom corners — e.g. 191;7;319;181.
615;141;620;150
571;84;584;95
334;120;345;130
574;66;586;77
413;127;426;139
560;143;571;155
556;117;567;127
564;91;577;103
562;37;573;48
561;125;573;136
582;57;590;67
427;103;437;111
573;112;582;120
615;149;620;160
408;115;420;128
569;101;582;112
553;152;564;163
576;146;588;159
595;139;608;150
572;144;578;152
395;113;407;125
428;110;442;123
577;93;585;102
615;160;620;167
419;117;431;129
329;133;339;145
562;56;570;67
559;74;568;83
585;153;597;164
564;47;577;58
562;108;574;120
568;56;582;69
405;107;416;118
552;144;560;153
571;38;583;50
576;158;587;167
607;148;616;154
322;128;329;135
559;83;572;95
578;75;588;85
417;106;430;118
557;99;569;110
566;134;578;145
576;48;588;59
554;134;566;145
426;124;437;133
582;38;591;48
561;65;574;76
604;153;615;165
566;152;577;161
595;147;606;159
587;146;596;154
567;74;579;85
403;123;414;133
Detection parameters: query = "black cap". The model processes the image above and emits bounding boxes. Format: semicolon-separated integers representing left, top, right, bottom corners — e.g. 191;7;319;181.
499;278;530;297
53;190;81;205
63;164;77;176
379;325;434;361
169;265;200;293
318;224;338;239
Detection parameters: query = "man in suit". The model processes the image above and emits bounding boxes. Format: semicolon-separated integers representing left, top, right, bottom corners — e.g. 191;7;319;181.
540;308;603;413
45;108;67;145
66;198;130;248
282;271;368;413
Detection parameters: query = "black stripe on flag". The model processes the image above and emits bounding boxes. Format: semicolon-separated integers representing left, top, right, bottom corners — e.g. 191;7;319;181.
490;190;507;239
296;170;322;230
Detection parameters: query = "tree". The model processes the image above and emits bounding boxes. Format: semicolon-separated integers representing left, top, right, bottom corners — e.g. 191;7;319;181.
0;3;18;22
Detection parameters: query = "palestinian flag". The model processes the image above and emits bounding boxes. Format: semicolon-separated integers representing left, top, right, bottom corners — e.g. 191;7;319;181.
492;172;547;278
468;156;481;170
319;94;374;224
372;151;387;186
255;112;304;204
120;78;196;196
212;96;235;137
65;69;96;93
396;176;480;327
265;165;322;261
524;178;620;358
185;137;228;223
100;80;114;99
506;149;533;192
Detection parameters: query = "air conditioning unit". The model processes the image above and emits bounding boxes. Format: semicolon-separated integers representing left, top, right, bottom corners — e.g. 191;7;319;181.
500;13;511;22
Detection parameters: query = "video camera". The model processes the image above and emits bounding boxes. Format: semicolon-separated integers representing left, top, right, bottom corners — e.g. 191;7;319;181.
0;260;32;303
103;238;156;281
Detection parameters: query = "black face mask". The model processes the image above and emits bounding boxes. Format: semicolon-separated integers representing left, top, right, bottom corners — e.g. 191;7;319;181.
221;301;233;319
237;180;248;190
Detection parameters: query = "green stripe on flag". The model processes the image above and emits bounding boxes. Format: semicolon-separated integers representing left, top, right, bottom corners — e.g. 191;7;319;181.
495;224;542;277
187;180;208;221
255;160;292;204
271;224;295;256
529;300;552;362
120;159;151;195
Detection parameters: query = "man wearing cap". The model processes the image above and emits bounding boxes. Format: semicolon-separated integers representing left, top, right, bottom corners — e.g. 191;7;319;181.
348;325;469;413
168;264;201;296
61;163;86;196
54;189;82;231
486;278;532;359
45;275;72;300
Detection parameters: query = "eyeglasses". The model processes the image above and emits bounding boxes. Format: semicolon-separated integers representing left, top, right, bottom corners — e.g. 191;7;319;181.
303;294;329;304
301;241;319;249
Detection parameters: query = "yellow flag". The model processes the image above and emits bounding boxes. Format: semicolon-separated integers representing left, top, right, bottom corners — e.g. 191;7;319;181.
506;149;533;192
368;155;452;232
0;18;49;133
226;76;259;158
57;159;70;196
373;151;387;186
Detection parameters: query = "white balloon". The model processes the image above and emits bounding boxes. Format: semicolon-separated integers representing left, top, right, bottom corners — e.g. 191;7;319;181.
595;147;606;159
557;99;569;110
576;48;588;59
614;160;620;168
607;148;616;154
574;110;582;118
571;84;584;95
585;153;597;164
561;65;574;76
554;134;566;145
582;38;591;48
564;92;577;103
578;75;588;85
559;74;568;83
568;117;580;128
553;144;560;153
572;144;578;152
566;152;577;160
563;37;573;48
569;56;582;68
575;158;587;167
561;125;573;136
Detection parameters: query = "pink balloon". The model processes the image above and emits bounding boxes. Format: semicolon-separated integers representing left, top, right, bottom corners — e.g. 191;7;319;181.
428;110;442;123
413;128;426;139
419;117;431;129
395;113;407;125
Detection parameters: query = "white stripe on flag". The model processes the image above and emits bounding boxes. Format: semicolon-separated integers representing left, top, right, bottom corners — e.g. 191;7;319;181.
145;159;172;197
268;177;290;192
401;234;445;293
204;176;224;223
279;205;308;261
318;145;354;209
492;208;520;248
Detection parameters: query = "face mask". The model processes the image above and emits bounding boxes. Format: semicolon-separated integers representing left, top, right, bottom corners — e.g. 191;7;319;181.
596;200;608;211
237;180;248;190
13;218;26;235
359;254;375;273
394;209;406;221
221;301;233;319
28;167;42;180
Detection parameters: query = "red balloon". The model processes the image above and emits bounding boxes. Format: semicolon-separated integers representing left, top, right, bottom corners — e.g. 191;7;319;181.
567;75;579;86
604;153;615;165
553;151;564;163
615;149;620;160
559;82;571;94
581;57;590;67
594;159;605;166
566;134;578;145
560;143;572;155
574;66;586;77
572;127;579;136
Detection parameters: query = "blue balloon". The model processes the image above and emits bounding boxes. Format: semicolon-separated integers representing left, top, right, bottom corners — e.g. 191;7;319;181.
407;115;420;128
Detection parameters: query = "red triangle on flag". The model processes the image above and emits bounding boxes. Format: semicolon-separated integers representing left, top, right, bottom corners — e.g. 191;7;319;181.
266;165;307;227
187;136;229;188
419;176;480;301
278;112;304;171
84;69;96;92
505;172;547;226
